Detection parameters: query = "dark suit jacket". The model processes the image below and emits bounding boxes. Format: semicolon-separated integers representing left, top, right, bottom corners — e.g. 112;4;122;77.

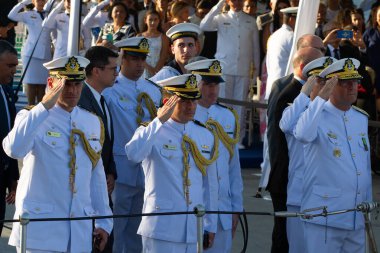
267;77;302;195
78;84;117;179
0;84;19;187
266;74;293;193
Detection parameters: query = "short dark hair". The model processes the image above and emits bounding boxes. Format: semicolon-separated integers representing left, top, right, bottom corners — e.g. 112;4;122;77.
108;2;129;21
85;46;119;76
0;41;18;58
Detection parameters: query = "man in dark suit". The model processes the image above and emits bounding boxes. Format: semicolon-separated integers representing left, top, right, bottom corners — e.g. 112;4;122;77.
266;46;323;253
79;46;118;196
0;40;19;235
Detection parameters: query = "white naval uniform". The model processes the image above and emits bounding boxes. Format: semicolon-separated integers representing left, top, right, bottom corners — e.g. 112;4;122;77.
125;117;218;253
265;24;294;100
149;65;182;83
3;103;112;252
102;73;161;253
8;2;52;84
279;93;310;253
200;0;260;141
195;104;244;253
43;3;90;59
294;96;372;253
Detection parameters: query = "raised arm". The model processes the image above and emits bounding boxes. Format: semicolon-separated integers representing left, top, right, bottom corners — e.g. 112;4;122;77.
200;0;224;31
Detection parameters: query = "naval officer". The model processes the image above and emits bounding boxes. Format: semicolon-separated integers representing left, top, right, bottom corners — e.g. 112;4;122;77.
3;55;113;252
126;74;218;253
294;58;372;253
102;37;161;253
200;0;260;145
279;56;336;253
150;23;201;82
185;59;244;253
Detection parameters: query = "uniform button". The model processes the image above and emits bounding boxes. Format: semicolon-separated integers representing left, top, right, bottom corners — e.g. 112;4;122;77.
352;153;356;158
155;206;160;210
72;122;76;128
357;171;361;176
344;117;348;122
70;213;74;218
52;141;56;146
348;136;352;141
357;191;361;195
35;207;40;212
323;194;328;198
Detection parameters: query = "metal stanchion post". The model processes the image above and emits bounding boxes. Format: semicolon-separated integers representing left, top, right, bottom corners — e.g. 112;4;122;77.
194;205;205;253
20;212;30;253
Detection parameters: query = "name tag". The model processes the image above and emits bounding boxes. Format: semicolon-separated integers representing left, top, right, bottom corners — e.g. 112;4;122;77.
89;134;99;141
30;16;37;19
223;22;231;25
327;132;337;139
164;144;177;150
47;131;61;138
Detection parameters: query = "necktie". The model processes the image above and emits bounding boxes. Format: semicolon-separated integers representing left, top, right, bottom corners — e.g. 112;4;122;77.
0;86;10;140
333;48;340;60
38;11;45;20
100;95;108;124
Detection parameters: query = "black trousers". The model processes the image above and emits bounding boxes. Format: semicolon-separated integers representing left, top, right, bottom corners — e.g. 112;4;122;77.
0;171;7;236
270;192;289;253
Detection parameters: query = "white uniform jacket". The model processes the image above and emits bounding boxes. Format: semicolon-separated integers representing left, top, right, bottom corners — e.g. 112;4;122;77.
103;74;161;187
279;93;309;206
8;2;52;60
3;103;112;252
150;66;182;83
200;0;260;78
195;104;243;230
43;1;90;59
125;117;218;243
265;24;294;99
294;97;372;230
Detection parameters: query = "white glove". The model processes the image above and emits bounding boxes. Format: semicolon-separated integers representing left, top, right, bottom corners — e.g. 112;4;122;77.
301;76;317;97
98;0;111;9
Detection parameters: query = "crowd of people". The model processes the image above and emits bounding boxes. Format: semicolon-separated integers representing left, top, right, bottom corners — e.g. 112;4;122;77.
0;0;380;253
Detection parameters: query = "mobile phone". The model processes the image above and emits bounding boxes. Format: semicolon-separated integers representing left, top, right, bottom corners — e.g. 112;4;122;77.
336;30;353;39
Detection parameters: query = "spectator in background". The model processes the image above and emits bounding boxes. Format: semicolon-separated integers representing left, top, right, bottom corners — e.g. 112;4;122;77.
315;3;327;39
96;2;136;50
189;0;212;25
243;0;258;18
363;5;380;115
326;0;340;22
0;0;18;46
8;0;52;106
120;0;139;32
351;8;366;33
163;1;190;32
138;9;169;78
155;0;169;27
336;8;353;28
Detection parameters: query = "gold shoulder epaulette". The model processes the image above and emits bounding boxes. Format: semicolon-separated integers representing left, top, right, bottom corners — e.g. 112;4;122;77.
140;121;150;127
216;102;233;111
24;105;35;111
145;78;162;90
352;106;369;118
78;106;99;117
193;119;207;128
287;103;293;106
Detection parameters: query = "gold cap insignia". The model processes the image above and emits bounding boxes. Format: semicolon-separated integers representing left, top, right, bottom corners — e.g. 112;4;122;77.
185;74;197;88
343;58;355;72
209;60;222;74
65;56;80;73
138;38;149;51
333;148;341;158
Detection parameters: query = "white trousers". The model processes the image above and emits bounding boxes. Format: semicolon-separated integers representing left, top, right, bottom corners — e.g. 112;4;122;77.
223;75;250;143
204;220;232;253
259;128;270;188
142;237;196;253
286;205;305;253
303;222;365;253
16;248;89;253
112;182;144;253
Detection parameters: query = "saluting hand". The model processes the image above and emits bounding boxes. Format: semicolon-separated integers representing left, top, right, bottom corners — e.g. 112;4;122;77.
41;77;66;110
318;76;338;100
301;76;318;97
157;95;180;123
93;228;109;252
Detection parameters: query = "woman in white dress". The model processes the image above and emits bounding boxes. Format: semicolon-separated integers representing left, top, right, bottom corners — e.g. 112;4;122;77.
138;9;169;78
8;0;53;105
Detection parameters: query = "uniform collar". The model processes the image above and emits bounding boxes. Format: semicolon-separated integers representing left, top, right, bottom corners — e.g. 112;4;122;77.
168;118;190;134
325;100;351;116
282;24;293;31
53;103;78;117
